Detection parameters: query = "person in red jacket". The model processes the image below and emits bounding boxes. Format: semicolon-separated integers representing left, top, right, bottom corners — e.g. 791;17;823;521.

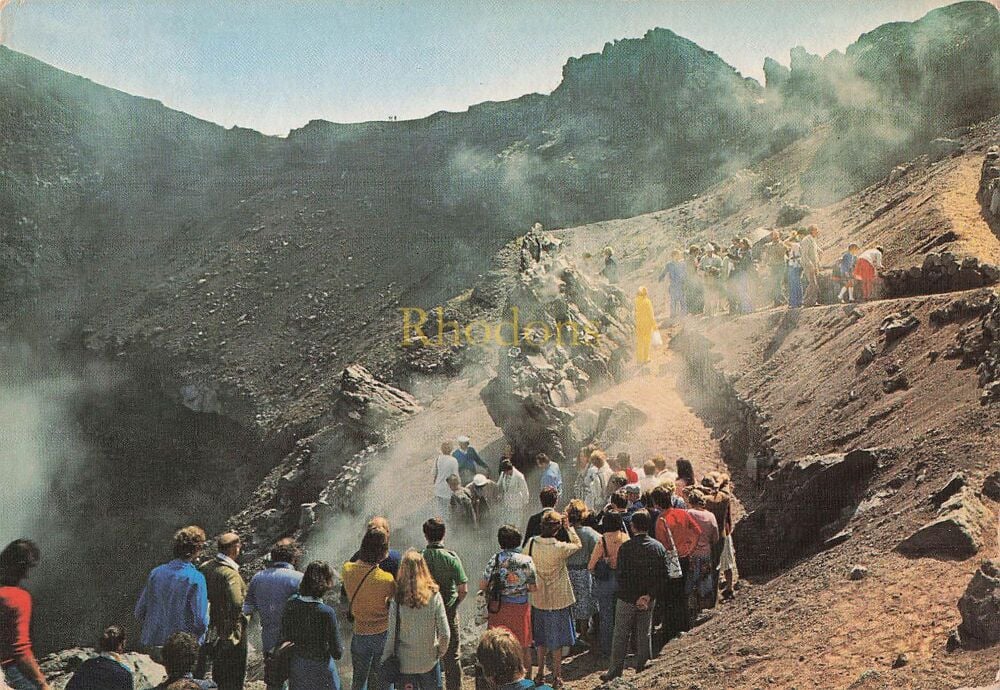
0;539;48;690
650;486;701;641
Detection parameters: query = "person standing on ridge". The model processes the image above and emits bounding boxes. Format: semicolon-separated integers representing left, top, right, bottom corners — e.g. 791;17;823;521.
762;230;788;307
600;247;619;284
243;538;303;690
135;527;209;664
854;245;884;302
837;244;860;303
420;519;468;690
197;533;248;690
800;225;822;307
0;540;48;690
433;442;460;520
634;287;656;364
786;231;804;308
453;436;489;485
497;458;530;528
658;249;688;319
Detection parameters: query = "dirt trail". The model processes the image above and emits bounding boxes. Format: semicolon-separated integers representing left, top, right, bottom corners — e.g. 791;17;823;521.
937;156;1000;262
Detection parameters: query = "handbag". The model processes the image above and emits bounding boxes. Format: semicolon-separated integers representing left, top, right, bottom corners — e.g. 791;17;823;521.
380;600;403;686
263;640;295;687
592;535;613;582
347;564;377;623
658;516;684;580
486;554;504;615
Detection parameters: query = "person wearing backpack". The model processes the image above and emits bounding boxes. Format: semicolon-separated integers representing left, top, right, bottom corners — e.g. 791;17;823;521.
478;526;537;677
586;512;629;657
341;529;395;690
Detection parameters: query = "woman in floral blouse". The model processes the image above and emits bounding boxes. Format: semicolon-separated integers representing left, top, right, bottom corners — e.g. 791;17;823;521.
479;525;538;675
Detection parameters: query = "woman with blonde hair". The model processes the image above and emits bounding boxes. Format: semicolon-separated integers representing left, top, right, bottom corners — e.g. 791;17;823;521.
634;287;657;364
381;550;450;690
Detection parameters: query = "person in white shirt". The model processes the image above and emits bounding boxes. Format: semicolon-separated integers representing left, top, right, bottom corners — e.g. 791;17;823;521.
854;246;884;301
497;458;530;526
799;226;822;307
433;441;460;518
638;460;660;496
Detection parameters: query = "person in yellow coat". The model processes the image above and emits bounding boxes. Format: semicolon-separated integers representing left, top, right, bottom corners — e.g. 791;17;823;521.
634;286;657;364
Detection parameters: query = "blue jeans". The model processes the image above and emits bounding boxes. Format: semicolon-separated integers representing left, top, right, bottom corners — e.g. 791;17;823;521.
4;665;42;690
669;290;686;318
351;631;387;690
592;571;618;655
787;265;803;308
391;663;441;690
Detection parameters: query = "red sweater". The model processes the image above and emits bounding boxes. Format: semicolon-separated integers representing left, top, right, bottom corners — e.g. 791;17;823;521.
655;509;702;559
0;586;33;666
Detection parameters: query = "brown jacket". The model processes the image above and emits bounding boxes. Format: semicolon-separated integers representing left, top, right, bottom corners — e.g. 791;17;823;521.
200;556;248;645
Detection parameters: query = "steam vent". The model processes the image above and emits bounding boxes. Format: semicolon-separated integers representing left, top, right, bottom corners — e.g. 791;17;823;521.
1;2;999;689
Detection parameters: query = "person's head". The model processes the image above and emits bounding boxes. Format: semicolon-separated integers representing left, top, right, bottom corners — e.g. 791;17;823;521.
217;532;241;560
535;452;550;468
396;549;438;608
477;627;527;685
172;526;206;561
539;486;559;509
609;490;629;512
705;243;716;255
659;478;677;496
603;246;614;258
676;458;695;483
615;452;631;472
0;539;40;586
630;510;652;534
652;454;667;473
540;511;563;538
161;632;201;680
576;446;592;468
440;441;453;455
637;286;648;298
499;458;514;476
672;249;683;261
589;449;607;469
701;474;718;491
497;524;522;550
270;538;302;567
368;516;391;534
447;474;462;491
686;488;708;508
300;561;335;598
357;526;389;565
848;243;860;254
608;472;628;494
651;485;674;510
566;499;588;526
602;511;625;533
625;484;642;503
808;225;819;236
422;517;446;545
457;435;471;450
98;625;126;654
642;460;656;478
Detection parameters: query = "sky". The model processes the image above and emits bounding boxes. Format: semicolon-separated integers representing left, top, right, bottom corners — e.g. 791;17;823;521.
0;0;982;136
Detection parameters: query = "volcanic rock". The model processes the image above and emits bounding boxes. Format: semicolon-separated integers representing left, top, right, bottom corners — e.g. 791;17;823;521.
898;488;991;558
880;312;920;344
929;472;967;508
957;559;1000;644
42;649;166;690
983;471;1000;501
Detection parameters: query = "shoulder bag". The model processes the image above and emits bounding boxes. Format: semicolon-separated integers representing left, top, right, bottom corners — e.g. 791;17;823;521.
380;600;403;686
658;516;684;580
592;535;613;582
347;564;378;623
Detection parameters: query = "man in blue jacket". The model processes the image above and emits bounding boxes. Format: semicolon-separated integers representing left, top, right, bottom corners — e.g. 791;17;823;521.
453;435;489;485
134;526;209;664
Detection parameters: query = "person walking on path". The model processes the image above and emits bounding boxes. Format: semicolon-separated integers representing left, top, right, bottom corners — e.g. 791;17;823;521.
526;512;581;689
453;436;489;485
475;628;554;690
497;459;530;528
600;247;619;285
198;533;248;690
420;519;467;690
280;562;343;690
684;490;720;614
786;232;804;308
66;626;133;690
651;487;701;638
799;226;822;307
634;287;657;365
762;230;788;307
382;551;450;690
658;249;688;319
135;527;209;663
600;510;668;682
479;526;537;676
587;513;629;657
1;540;48;690
243;539;303;690
433;443;460;520
342;529;395;690
837;244;860;303
854;246;884;302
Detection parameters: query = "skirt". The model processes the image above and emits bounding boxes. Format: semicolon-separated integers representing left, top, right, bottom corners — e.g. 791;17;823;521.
719;535;738;577
567;569;596;620
531;606;577;649
853;258;876;283
488;600;533;647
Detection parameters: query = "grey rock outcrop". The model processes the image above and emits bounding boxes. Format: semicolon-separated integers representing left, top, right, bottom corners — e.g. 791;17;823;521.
898;488;991;558
42;649;165;690
734;449;880;576
958;559;1000;645
881;254;1000;299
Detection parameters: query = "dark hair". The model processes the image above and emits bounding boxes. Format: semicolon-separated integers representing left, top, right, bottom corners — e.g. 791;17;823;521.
609;490;628;510
161;632;200;679
651;486;673;509
566;499;588;525
499;459;513;472
422;517;446;544
535;452;549;464
601;512;625;533
270;538;302;566
98;625;126;653
497;525;522;550
172;526;206;559
357;527;389;564
539;486;559;508
0;539;40;585
630;510;652;533
676;458;695;484
300;561;335;598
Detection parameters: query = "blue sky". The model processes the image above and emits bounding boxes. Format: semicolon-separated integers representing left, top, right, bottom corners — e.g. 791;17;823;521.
1;0;972;136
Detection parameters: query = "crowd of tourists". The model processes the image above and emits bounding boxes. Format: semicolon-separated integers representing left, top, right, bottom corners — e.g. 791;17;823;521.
1;436;734;690
650;226;886;319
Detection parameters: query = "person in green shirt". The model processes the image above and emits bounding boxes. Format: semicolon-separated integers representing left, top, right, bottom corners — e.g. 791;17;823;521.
420;518;467;690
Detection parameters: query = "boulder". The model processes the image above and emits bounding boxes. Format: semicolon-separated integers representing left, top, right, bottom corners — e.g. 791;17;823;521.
880;312;920;344
43;649;165;690
898;488;991;558
957;559;1000;644
734;449;880;576
776;202;811;227
983;471;1000;501
856;343;877;368
930;137;963;161
594;401;649;445
929;472;967;507
335;363;421;445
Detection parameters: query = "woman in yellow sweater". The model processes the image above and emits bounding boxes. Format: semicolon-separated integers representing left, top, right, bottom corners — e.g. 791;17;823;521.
634;287;657;364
